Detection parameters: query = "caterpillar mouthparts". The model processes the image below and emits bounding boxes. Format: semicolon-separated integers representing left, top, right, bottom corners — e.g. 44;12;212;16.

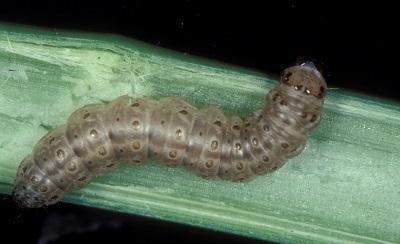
12;64;327;208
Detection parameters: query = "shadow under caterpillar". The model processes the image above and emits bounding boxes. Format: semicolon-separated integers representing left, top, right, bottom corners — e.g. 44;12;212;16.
12;62;327;208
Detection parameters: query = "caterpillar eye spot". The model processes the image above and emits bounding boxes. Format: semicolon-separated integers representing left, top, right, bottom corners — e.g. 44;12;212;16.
30;176;39;184
90;129;98;138
56;149;65;159
169;150;178;159
13;64;326;207
67;162;77;172
235;143;242;151
97;147;107;156
236;162;244;171
132;141;141;150
175;129;183;139
205;160;214;168
132;120;140;130
210;140;218;150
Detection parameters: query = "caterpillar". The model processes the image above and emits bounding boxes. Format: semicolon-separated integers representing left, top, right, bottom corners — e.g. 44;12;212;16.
12;62;327;208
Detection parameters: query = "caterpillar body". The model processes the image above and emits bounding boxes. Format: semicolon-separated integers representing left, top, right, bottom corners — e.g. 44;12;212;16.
12;63;327;208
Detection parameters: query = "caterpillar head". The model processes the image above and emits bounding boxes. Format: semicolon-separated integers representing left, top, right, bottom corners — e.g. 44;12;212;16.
281;62;327;99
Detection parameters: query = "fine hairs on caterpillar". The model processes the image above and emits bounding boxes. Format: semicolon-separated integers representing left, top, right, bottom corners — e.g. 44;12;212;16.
12;62;327;208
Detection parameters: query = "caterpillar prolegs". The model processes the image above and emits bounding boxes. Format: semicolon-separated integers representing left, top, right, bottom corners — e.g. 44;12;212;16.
12;62;327;208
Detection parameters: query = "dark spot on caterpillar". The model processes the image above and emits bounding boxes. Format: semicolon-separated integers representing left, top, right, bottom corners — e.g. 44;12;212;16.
56;149;65;159
233;125;240;130
132;159;141;164
175;129;183;139
30;176;39;184
199;132;203;136
49;195;58;201
280;100;287;106
67;162;77;172
214;121;222;126
236;162;244;171
132;120;140;130
49;136;55;145
263;124;269;131
211;140;218;150
106;163;115;168
318;86;325;99
78;176;87;181
87;161;93;165
301;112;307;118
179;110;188;115
131;102;140;107
43;157;47;162
205;160;214;168
281;143;289;149
83;113;90;119
39;185;48;193
90;129;98;138
235;143;242;151
132;141;141;150
119;149;124;153
283;72;292;83
97;147;107;156
262;156;269;162
116;117;120;122
74;134;78;139
169;150;177;159
310;114;317;123
161;120;165;125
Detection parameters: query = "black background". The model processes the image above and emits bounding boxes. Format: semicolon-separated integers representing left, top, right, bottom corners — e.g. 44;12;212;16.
0;1;398;243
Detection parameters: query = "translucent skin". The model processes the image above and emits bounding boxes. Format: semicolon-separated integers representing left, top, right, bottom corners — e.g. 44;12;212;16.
12;64;327;208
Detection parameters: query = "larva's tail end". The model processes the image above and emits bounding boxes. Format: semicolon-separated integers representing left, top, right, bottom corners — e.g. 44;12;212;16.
12;156;47;208
281;63;327;99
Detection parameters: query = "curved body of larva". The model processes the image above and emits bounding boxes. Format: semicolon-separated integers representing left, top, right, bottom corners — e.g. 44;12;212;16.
12;63;327;208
